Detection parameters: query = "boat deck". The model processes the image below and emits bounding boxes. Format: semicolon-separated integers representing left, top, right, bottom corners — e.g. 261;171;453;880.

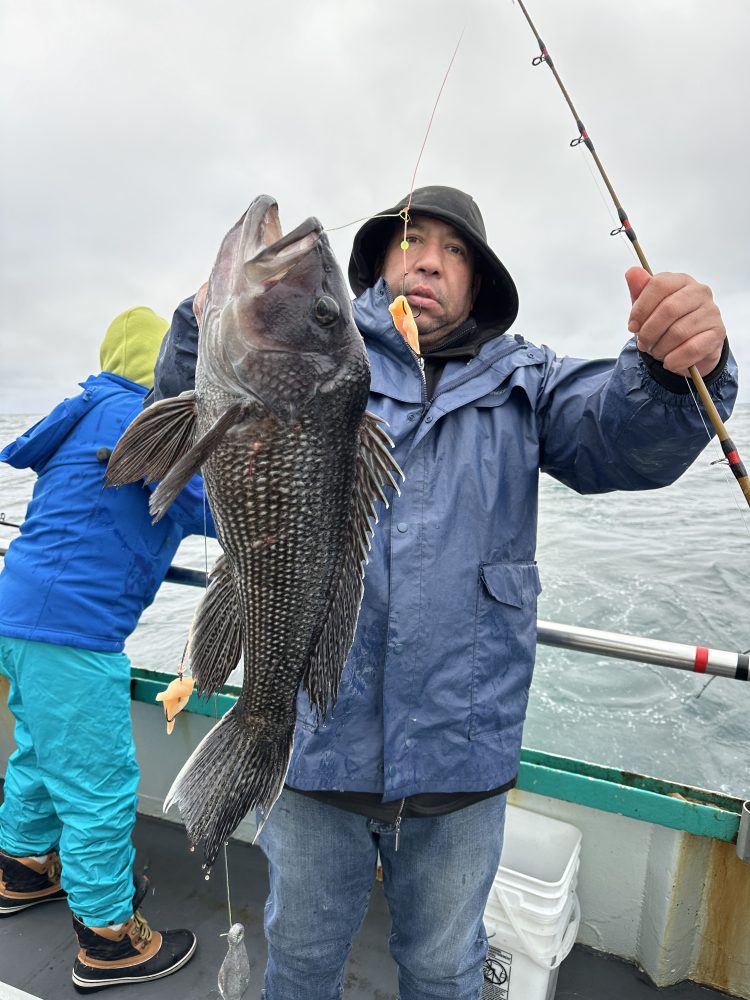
0;811;738;1000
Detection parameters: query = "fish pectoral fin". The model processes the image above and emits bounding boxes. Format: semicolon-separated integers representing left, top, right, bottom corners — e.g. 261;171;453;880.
150;397;251;522
106;392;198;487
302;412;405;718
188;554;243;696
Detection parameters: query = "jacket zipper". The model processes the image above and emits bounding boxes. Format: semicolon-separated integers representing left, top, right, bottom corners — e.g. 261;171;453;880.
394;798;406;851
408;347;427;405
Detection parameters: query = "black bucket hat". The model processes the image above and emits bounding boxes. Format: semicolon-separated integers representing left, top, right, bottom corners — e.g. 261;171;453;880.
348;185;519;331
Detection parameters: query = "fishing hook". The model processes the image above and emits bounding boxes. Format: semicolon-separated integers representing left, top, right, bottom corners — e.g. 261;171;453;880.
397;273;421;317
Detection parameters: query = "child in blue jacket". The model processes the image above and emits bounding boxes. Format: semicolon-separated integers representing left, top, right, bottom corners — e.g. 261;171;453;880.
0;306;214;993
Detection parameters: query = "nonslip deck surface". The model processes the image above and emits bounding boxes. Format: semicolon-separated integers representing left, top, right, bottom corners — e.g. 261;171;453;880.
0;812;738;1000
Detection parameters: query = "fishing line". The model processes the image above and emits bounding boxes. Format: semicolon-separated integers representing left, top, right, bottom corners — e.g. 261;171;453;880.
399;25;467;295
686;377;750;539
324;211;404;235
198;489;235;928
695;674;717;700
223;846;233;927
512;0;750;509
406;25;466;215
324;22;467;299
576;144;639;266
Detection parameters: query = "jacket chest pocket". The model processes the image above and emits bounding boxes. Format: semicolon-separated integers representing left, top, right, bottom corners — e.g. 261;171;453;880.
470;561;542;739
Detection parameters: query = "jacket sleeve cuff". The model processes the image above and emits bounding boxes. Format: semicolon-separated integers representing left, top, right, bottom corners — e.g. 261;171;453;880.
639;337;729;395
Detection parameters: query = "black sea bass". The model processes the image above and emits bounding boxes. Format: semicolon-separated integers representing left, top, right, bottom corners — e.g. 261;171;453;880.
106;196;402;864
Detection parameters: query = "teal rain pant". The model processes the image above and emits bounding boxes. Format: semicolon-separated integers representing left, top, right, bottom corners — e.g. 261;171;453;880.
0;636;139;925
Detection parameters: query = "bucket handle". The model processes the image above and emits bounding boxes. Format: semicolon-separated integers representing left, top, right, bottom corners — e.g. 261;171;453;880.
491;887;580;971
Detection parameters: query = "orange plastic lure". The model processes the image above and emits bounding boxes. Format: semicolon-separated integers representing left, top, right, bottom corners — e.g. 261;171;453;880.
389;294;420;355
155;675;195;735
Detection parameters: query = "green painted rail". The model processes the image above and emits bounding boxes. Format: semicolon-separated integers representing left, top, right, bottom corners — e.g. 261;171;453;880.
131;666;745;844
517;748;743;843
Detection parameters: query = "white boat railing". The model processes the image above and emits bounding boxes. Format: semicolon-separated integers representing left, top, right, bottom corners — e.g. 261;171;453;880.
536;619;748;681
0;540;747;682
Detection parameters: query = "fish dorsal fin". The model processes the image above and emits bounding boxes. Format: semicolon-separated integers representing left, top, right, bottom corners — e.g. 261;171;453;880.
105;392;198;487
149;397;251;522
188;554;243;696
303;411;404;716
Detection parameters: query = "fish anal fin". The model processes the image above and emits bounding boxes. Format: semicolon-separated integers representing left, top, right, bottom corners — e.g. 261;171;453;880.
188;554;243;696
105;392;198;487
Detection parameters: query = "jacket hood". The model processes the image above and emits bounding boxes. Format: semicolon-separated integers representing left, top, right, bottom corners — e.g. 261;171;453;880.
348;185;519;333
0;373;145;473
99;306;169;388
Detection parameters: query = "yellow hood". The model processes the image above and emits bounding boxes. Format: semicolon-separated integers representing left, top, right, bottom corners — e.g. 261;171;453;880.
99;306;169;388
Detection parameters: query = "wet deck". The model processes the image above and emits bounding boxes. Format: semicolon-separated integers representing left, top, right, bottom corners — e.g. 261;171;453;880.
0;811;739;999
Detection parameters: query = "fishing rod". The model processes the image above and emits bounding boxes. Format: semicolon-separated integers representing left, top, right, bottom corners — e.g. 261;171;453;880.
513;0;750;508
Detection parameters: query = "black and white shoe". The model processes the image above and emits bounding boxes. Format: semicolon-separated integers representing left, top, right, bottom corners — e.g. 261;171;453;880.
0;849;67;915
71;909;196;994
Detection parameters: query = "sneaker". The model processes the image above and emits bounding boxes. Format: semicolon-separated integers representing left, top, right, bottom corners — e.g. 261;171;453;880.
71;909;196;993
0;849;67;915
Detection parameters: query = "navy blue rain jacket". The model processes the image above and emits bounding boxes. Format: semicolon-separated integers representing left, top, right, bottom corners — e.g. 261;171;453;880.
286;279;738;800
0;372;215;652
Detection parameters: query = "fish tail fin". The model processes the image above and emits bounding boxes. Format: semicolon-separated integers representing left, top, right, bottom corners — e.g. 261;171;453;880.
163;705;292;866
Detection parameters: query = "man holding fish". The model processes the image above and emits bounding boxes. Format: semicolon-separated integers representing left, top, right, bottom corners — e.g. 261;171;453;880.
144;184;734;999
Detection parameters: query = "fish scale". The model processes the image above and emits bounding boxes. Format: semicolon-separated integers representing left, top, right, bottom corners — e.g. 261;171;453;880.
105;195;402;864
202;400;361;716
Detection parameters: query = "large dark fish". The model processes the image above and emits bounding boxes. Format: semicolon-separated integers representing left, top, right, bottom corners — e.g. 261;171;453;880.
106;195;402;865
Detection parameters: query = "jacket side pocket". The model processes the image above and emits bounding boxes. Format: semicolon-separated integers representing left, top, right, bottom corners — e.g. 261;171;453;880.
469;561;542;739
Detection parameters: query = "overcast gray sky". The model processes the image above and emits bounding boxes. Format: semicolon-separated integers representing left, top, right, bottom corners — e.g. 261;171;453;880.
1;0;748;413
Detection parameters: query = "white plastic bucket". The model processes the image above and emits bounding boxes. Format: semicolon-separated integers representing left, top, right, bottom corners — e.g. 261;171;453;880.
485;861;579;933
497;805;582;905
485;885;577;954
483;942;560;1000
481;805;583;999
482;895;580;999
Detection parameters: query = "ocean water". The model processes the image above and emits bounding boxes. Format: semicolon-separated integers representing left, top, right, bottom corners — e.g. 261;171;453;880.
1;407;749;799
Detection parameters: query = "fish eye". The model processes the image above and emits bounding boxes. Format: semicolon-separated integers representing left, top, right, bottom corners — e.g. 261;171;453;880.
313;295;340;326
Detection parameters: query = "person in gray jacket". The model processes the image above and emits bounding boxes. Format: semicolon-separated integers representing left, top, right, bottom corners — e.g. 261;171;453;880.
150;185;735;1000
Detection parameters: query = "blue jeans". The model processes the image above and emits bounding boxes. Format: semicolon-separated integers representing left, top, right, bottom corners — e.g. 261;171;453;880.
0;636;139;925
257;789;507;1000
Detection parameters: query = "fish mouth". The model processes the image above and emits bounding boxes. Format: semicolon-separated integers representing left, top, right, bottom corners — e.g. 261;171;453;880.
242;195;322;283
